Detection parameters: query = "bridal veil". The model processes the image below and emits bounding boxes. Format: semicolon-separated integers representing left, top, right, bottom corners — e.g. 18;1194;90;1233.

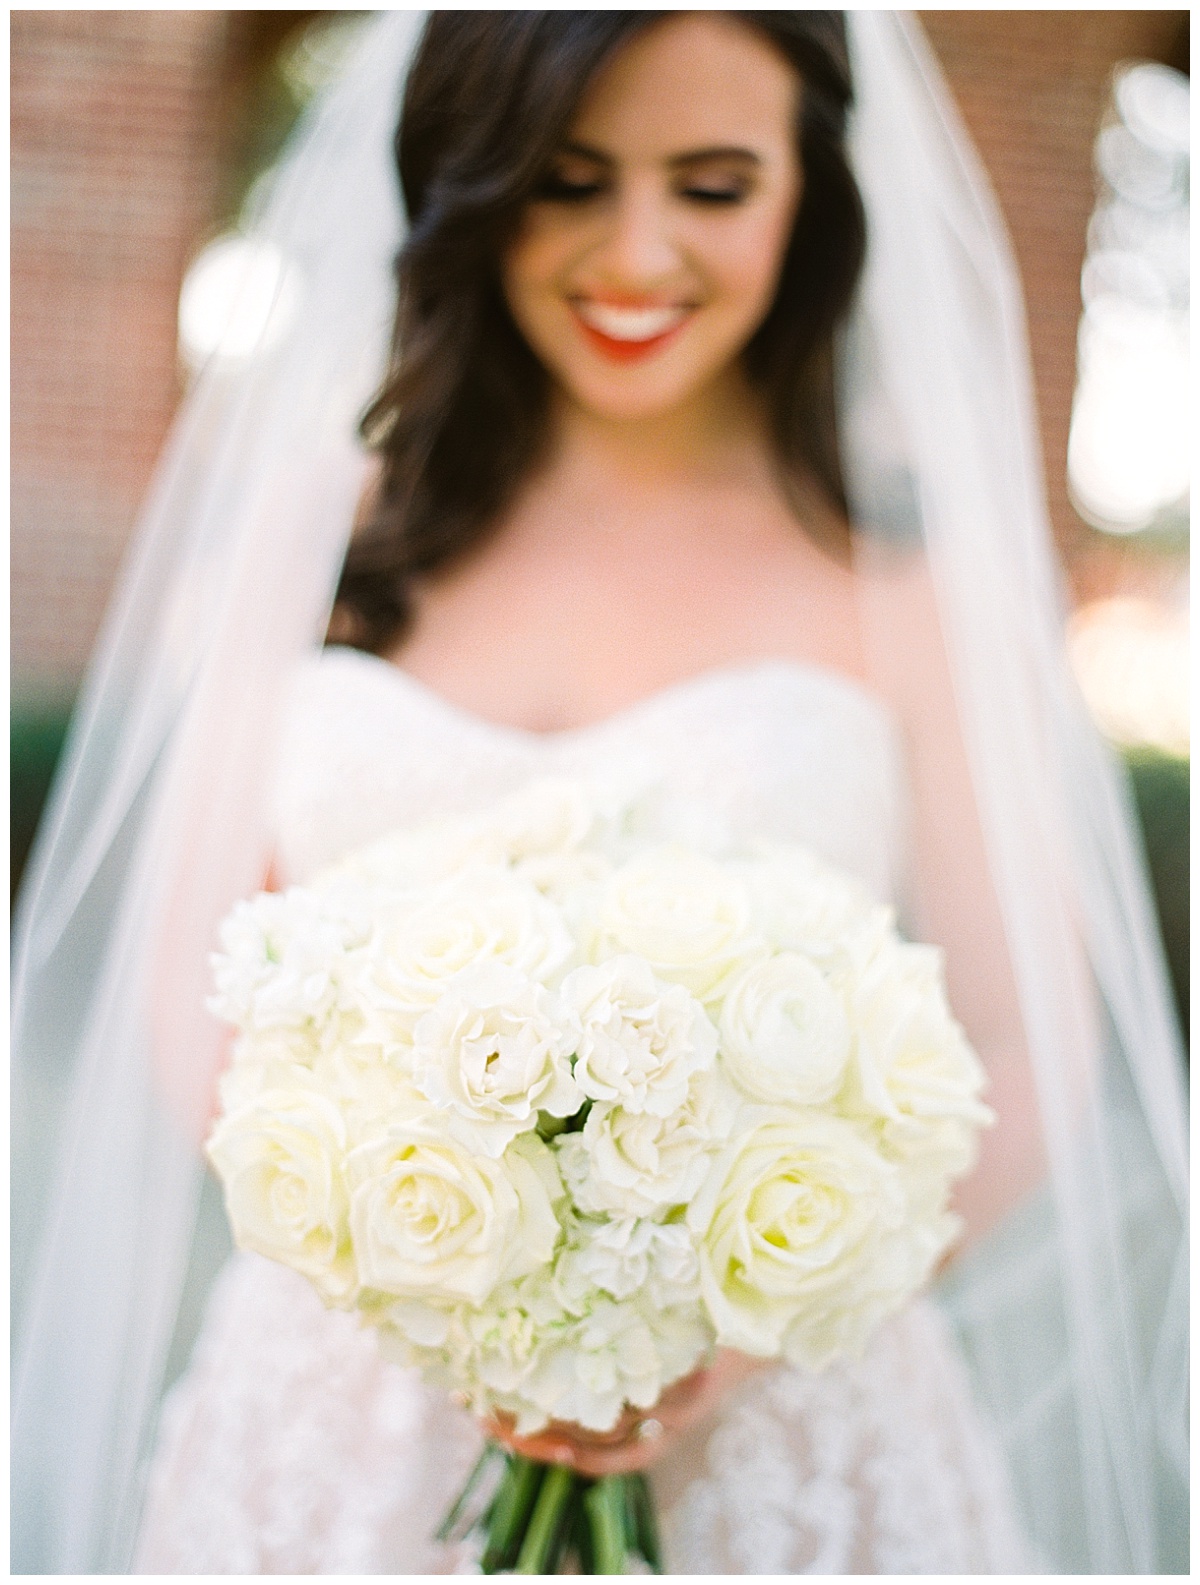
11;11;1187;1573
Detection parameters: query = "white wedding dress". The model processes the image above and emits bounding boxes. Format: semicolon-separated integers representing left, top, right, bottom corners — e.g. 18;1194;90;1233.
134;646;1032;1575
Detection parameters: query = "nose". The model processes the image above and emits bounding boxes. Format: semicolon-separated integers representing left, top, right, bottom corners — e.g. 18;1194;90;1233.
590;177;681;289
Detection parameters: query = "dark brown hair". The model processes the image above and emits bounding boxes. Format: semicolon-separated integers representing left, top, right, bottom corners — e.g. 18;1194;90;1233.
334;11;866;653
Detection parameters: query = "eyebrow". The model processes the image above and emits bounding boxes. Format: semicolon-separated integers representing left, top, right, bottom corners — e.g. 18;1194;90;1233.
560;140;763;169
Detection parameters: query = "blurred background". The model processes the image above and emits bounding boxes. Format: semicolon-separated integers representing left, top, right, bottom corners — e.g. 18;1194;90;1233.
10;8;1190;1043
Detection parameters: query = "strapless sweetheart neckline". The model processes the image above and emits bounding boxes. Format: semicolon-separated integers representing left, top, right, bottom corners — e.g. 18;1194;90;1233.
328;644;901;746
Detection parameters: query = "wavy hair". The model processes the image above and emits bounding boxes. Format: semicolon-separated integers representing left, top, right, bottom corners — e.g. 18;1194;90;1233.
334;11;866;652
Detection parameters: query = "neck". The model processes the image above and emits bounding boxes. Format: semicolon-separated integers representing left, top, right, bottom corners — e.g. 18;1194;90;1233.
547;367;773;492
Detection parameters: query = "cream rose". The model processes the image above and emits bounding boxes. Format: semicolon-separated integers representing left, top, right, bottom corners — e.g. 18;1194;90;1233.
688;1107;906;1360
558;1068;739;1217
349;866;577;1042
561;956;717;1116
597;845;758;1002
848;938;993;1141
346;1124;563;1306
206;1081;355;1302
737;846;877;962
412;964;583;1154
719;952;851;1106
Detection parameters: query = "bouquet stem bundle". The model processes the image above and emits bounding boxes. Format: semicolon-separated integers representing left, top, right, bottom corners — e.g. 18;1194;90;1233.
439;1442;661;1574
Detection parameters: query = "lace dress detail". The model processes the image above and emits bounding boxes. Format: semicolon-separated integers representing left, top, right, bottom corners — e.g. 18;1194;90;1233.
135;648;1030;1574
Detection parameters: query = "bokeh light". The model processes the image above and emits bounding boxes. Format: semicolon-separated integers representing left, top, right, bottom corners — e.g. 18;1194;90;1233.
177;235;301;372
1068;595;1189;756
1067;63;1189;537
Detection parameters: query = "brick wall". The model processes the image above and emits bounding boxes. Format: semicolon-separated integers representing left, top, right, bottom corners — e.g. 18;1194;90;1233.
11;9;234;694
10;11;1189;694
919;9;1189;603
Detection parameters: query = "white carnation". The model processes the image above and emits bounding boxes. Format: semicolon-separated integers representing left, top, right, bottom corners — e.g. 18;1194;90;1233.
556;1215;702;1308
412;965;583;1155
558;1068;738;1218
346;1124;563;1307
562;956;717;1116
719;952;851;1106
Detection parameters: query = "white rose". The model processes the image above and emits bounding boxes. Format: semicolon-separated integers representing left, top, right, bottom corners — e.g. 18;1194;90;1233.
688;1107;908;1362
556;1215;702;1308
562;956;717;1116
719;952;851;1106
349;866;577;1042
737;846;877;962
486;777;596;862
321;814;497;891
558;1068;738;1218
206;1081;355;1302
848;938;993;1149
412;965;583;1155
596;846;758;1002
346;1125;563;1306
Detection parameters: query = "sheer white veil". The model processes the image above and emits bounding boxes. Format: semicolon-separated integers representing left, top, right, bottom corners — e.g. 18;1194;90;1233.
11;11;1187;1574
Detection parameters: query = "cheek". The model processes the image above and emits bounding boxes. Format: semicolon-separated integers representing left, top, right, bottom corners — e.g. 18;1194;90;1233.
697;209;796;321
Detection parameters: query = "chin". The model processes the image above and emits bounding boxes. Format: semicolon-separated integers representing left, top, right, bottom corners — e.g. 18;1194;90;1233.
557;356;737;426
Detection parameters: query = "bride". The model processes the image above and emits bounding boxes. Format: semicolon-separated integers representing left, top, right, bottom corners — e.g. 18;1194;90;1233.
11;10;1187;1576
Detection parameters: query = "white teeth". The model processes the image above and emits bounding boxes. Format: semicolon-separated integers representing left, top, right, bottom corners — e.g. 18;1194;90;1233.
574;301;689;342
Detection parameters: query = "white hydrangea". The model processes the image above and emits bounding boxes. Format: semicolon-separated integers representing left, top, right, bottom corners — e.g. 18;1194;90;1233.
208;888;365;1057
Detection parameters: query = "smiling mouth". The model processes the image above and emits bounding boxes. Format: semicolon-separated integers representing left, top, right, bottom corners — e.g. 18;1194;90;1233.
570;298;693;362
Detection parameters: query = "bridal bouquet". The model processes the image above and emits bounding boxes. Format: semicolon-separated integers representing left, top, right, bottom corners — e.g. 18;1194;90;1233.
206;778;991;1573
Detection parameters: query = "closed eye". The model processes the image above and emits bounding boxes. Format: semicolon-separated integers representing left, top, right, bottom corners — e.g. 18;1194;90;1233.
678;182;751;206
536;174;608;204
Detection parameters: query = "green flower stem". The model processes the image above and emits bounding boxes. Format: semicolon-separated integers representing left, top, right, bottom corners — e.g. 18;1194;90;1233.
585;1476;629;1574
436;1441;507;1543
514;1464;576;1574
630;1473;663;1573
481;1456;544;1574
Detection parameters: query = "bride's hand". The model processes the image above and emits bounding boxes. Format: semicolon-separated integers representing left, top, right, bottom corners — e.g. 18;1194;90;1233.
480;1350;768;1478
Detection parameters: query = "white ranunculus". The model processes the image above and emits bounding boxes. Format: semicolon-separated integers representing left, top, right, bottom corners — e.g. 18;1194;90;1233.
556;1215;702;1308
412;964;583;1155
348;866;577;1043
206;1083;355;1302
561;956;717;1116
719;952;851;1106
597;845;759;1003
848;938;993;1141
688;1107;907;1361
346;1124;563;1307
558;1068;739;1218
